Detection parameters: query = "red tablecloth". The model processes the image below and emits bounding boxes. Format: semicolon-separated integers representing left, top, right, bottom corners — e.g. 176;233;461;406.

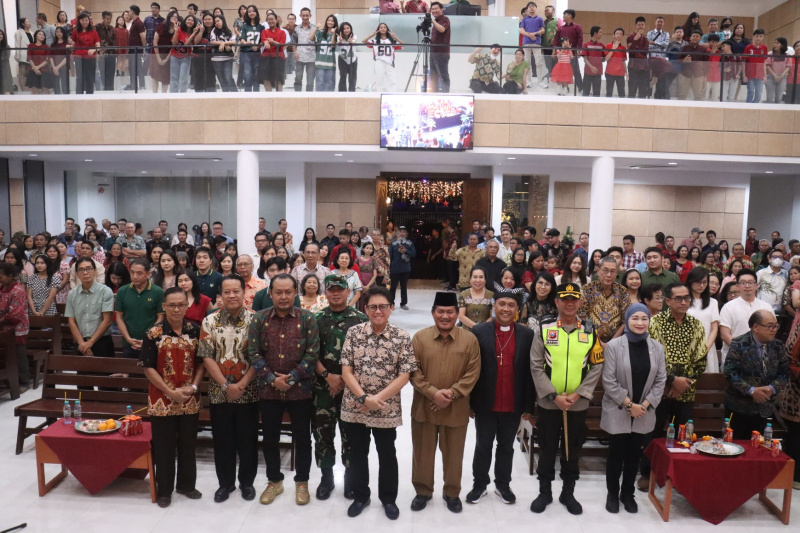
39;420;152;495
645;439;789;524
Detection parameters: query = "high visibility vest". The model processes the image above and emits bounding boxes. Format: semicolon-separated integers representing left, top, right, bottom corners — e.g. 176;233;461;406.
541;321;603;395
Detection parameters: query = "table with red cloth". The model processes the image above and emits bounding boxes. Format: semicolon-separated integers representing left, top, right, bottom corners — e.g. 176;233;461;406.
645;439;794;525
35;419;155;501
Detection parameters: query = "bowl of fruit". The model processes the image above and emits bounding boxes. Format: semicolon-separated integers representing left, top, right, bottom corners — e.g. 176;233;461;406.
75;419;121;434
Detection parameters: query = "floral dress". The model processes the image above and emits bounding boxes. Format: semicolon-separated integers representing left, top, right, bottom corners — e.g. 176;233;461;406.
458;289;494;330
301;294;328;313
55;259;71;304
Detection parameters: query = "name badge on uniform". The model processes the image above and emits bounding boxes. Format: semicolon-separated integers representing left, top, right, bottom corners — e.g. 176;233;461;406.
546;330;559;345
578;332;589;343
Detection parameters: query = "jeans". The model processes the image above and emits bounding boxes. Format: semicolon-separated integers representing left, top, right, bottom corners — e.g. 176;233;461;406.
766;74;787;103
99;54;115;90
430;53;450;92
723;78;738;101
260;399;313;482
607;433;645;497
472;411;518;489
343;421;398;505
150;413;199;498
240;52;260;92
606;75;625;97
129;51;146;91
169;56;190;93
338;57;357;92
747;78;764;103
75;56;97;94
389;271;410;307
315;67;335;92
210;401;259;489
212;60;237;92
294;61;315;91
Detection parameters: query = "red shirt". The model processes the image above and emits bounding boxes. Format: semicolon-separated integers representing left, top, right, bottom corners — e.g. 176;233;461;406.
0;281;29;344
260;27;286;58
492;322;516;412
171;28;190;58
403;0;428;13
72;29;100;56
582;40;604;75
185;295;211;326
129;17;145;47
553;22;582;49
744;43;768;79
27;44;50;69
604;43;627;76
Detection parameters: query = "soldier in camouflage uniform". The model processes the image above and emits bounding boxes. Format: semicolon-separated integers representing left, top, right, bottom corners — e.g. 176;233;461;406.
312;274;368;500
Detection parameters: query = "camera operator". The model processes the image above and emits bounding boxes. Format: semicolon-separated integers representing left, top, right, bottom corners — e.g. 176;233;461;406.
429;1;451;92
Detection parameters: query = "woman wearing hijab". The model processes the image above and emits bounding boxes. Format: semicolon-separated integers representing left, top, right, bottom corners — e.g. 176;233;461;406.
600;303;666;514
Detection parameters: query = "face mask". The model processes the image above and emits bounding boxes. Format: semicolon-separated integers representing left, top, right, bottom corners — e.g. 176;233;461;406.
771;258;784;268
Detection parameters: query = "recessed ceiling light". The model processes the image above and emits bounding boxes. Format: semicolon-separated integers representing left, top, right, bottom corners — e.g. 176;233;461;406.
212;158;222;162
28;154;37;157
507;157;516;160
765;171;774;174
176;153;184;156
334;153;343;157
630;166;641;170
668;162;677;166
347;160;354;163
84;159;92;162
141;171;147;174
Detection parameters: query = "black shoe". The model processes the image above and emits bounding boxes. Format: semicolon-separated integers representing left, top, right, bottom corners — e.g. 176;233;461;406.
530;493;553;513
241;486;256;501
316;479;335;500
465;486;487;504
348;499;370;517
176;488;202;499
410;494;432;511
443;495;463;513
214;486;235;503
620;493;638;514
494;486;516;504
605;493;619;514
383;503;400;520
157;496;171;508
559;491;583;515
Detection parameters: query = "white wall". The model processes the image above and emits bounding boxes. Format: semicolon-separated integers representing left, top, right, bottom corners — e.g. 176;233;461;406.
75;170;116;228
748;174;800;239
569;0;784;18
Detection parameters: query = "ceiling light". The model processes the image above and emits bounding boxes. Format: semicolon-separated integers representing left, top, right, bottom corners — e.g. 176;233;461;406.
84;159;93;162
176;153;184;156
141;171;147;174
668;162;677;166
347;160;354;163
507;157;516;160
212;158;222;162
630;166;641;170
334;153;343;157
28;154;37;157
765;171;774;174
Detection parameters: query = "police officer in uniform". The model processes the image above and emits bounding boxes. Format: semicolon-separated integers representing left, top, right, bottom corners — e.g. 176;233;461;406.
313;274;368;500
530;283;604;515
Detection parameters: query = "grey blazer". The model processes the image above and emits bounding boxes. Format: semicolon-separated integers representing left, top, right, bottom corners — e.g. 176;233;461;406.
600;336;667;435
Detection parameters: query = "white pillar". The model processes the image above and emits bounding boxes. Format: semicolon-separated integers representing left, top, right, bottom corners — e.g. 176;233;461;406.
292;0;315;18
285;162;311;240
491;167;504;230
44;162;66;235
589;156;614;252
489;0;506;17
236;150;259;257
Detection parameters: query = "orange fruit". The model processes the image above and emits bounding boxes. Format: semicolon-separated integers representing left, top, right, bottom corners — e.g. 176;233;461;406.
106;419;116;427
98;423;108;431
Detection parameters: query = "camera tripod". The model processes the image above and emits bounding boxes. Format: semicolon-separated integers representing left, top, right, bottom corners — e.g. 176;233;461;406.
404;33;431;93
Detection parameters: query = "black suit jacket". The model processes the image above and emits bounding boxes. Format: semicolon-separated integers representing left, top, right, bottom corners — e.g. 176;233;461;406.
470;321;535;415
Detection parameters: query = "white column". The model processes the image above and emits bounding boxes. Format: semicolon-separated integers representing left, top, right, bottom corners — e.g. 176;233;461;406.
236;150;259;257
589;156;614;251
489;0;506;17
44;162;66;235
291;0;315;18
491;166;504;230
285;162;311;240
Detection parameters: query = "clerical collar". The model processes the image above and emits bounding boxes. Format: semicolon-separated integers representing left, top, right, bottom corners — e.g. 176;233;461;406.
499;325;511;332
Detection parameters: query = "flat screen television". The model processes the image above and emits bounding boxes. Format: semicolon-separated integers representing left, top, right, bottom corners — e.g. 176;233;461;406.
380;94;474;151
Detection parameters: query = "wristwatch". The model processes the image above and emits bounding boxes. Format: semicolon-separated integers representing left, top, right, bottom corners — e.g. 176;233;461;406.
191;384;198;393
287;376;297;386
321;370;330;379
357;394;367;405
545;392;557;402
221;382;229;392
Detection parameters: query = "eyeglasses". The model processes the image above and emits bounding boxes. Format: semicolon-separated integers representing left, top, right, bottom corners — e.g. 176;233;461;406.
756;323;779;331
164;303;188;310
365;304;391;312
76;267;94;273
667;295;691;302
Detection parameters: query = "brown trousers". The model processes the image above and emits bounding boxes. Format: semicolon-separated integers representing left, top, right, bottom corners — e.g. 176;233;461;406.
411;419;469;498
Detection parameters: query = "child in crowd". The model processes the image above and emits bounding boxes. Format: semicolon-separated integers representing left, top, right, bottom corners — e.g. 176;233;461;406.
550;36;573;96
545;256;562;276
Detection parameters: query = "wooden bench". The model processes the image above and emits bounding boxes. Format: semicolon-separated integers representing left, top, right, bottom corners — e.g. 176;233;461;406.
0;332;20;400
55;304;77;354
519;373;788;475
27;315;62;389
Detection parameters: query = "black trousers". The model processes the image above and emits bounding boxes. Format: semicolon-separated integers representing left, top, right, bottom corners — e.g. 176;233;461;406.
607;433;646;496
582;74;601;96
389;271;410;307
535;408;586;483
728;410;770;440
640;398;692;476
469;79;501;94
570;57;582;89
606;75;625;97
447;260;459;289
653;73;676;99
628;69;650;98
130;52;146;91
260;399;313;482
211;401;259;489
343;421;398;504
472;410;519;489
15;343;29;385
503;80;523;94
100;54;115;90
150;413;199;498
338;57;357;92
784;419;800;482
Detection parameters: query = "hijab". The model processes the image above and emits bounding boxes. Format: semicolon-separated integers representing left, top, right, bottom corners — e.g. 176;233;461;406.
624;302;651;343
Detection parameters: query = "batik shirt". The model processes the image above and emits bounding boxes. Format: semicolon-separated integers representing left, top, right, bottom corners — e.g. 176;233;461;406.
649;311;707;402
578;280;631;342
140;320;201;416
198;307;258;404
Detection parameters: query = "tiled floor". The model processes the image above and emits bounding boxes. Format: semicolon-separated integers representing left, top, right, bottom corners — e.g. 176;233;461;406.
1;288;798;532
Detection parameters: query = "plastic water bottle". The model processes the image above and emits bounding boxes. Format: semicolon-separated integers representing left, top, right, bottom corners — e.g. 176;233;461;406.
666;423;675;448
73;400;82;423
685;419;694;443
126;405;134;417
722;417;730;438
764;423;773;447
63;400;72;425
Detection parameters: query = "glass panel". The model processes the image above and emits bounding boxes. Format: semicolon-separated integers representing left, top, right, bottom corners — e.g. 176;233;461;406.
209;176;236;238
259;178;286;229
502;174;548;231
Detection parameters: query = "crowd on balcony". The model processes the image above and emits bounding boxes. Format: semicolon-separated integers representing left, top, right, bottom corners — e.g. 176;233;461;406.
0;1;798;102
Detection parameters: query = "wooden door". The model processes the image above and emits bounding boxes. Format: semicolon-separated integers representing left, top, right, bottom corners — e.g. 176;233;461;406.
462;179;491;229
375;177;388;231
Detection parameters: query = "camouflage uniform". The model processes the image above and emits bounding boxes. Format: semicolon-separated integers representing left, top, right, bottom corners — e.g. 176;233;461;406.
313;305;368;468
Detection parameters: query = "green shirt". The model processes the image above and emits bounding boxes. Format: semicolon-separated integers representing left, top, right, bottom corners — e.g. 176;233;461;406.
64;281;115;339
640;268;681;310
506;59;530;84
314;29;335;69
196;269;223;301
241;22;262;49
543;17;558;46
251;288;301;312
315;306;368;375
115;281;165;347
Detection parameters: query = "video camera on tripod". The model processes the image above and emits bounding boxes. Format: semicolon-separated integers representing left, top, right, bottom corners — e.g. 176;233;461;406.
416;12;433;37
